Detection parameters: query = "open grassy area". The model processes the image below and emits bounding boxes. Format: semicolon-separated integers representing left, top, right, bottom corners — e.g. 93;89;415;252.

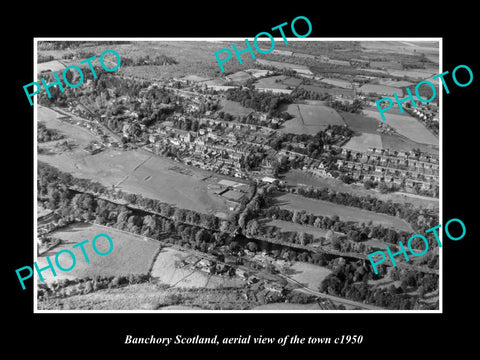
342;133;383;152
274;192;413;232
219;99;254;117
380;133;439;156
36;223;161;284
37;106;240;217
340;111;379;134
264;219;329;238
279;103;344;135
298;84;354;97
288;262;332;290
363;108;438;146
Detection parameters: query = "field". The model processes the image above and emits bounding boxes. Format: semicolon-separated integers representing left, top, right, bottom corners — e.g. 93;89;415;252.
254;75;291;90
279;103;344;135
274;192;413;232
342;133;383;152
36;223;161;284
38;106;239;217
255;58;313;75
378;79;414;87
381;133;439;156
362;108;438;145
54;41;258;80
264;219;329;238
38;282;250;310
151;247;244;289
227;70;253;84
37;60;67;73
251;75;304;89
358;84;401;96
298;84;354;97
219;99;254;117
320;78;353;89
283;169;439;209
288;262;332;290
387;69;439;80
340;112;379;134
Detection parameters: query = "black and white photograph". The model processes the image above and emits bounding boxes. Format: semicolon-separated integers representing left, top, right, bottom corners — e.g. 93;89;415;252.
33;38;441;312
6;5;476;356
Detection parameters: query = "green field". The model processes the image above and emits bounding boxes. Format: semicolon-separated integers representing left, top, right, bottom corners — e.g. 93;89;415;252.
219;99;254;117
289;262;332;290
340;111;380;134
283;169;439;209
264;219;329;238
363;108;438;146
342;133;383;152
279;103;345;135
37;223;161;283
274;192;413;232
381;133;439;156
298;84;354;97
38;106;239;217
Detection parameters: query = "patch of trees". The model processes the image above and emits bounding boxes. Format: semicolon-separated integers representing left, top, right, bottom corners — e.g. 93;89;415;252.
225;88;292;117
320;263;423;310
38;123;64;142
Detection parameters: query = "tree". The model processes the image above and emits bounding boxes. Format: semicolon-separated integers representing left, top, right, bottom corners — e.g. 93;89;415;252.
246;241;258;252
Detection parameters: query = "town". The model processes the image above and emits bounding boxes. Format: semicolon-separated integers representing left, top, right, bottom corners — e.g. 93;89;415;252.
35;39;440;311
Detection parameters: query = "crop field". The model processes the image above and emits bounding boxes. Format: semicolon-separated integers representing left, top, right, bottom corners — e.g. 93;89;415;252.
219;99;254;117
362;108;438;145
274;193;413;232
298;84;354;97
320;78;353;89
387;69;439;80
358;84;400;96
36;223;161;284
255;58;313;74
288;262;332;290
340;112;379;134
37;60;67;73
380;133;439;156
342;133;383;152
227;70;253;83
254;75;290;90
37;107;238;217
279;103;344;135
283;169;439;209
151;247;244;289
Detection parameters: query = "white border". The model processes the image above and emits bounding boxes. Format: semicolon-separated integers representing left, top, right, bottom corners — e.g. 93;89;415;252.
33;37;442;314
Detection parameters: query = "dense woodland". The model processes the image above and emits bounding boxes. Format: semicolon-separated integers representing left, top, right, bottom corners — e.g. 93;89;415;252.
225;88;292;118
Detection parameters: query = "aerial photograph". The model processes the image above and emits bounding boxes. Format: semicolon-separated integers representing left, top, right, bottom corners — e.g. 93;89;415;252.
35;39;440;311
